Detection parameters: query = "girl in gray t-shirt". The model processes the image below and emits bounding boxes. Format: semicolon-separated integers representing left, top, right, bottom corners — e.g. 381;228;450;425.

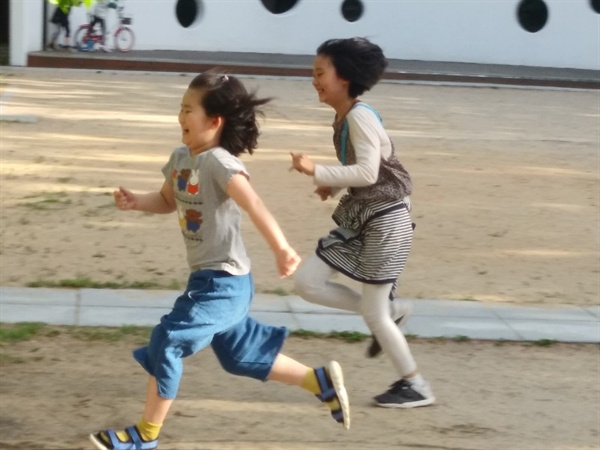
90;72;350;450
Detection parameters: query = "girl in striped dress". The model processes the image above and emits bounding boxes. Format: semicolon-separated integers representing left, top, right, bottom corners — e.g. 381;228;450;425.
291;37;435;408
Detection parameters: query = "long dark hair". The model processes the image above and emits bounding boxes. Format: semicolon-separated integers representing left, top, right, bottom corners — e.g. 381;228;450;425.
317;37;388;98
188;71;272;156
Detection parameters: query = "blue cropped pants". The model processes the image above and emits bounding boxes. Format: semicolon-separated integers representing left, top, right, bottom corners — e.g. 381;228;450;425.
133;270;288;399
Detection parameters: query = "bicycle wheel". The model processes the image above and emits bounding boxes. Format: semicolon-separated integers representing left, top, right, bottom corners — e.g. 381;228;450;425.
114;27;135;52
74;25;91;49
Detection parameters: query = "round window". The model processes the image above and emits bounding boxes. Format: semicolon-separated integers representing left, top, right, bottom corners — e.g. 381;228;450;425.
341;0;364;22
176;0;202;28
517;0;549;33
260;0;300;14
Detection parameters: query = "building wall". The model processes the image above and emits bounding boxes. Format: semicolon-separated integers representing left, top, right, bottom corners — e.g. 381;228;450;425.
10;0;600;70
10;0;44;66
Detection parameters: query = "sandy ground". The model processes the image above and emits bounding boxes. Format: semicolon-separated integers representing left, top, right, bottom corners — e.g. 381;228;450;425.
0;330;599;450
0;69;598;306
0;68;599;449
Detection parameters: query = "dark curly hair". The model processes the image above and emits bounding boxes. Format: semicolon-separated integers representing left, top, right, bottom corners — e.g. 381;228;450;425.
317;37;388;98
188;71;271;156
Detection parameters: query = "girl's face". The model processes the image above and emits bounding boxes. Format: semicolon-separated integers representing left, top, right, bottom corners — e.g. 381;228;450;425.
312;54;350;107
178;88;220;155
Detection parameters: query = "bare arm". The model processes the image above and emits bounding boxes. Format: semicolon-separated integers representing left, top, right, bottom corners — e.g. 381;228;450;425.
113;180;177;214
227;173;300;277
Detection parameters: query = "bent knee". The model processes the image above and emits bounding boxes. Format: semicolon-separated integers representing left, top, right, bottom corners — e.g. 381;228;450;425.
294;269;323;303
294;265;311;293
360;304;389;331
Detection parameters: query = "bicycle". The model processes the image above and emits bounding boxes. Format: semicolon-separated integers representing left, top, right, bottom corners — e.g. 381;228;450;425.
74;6;135;52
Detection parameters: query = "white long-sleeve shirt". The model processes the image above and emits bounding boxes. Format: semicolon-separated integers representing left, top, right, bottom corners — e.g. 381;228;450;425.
313;105;392;189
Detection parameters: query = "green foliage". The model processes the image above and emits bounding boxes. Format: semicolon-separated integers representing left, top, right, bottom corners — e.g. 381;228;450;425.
26;277;168;290
291;329;369;343
0;323;151;346
0;322;46;343
70;325;151;343
532;339;557;347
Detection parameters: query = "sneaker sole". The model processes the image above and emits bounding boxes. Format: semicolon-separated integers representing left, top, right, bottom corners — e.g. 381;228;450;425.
328;360;351;430
373;396;435;409
89;433;110;450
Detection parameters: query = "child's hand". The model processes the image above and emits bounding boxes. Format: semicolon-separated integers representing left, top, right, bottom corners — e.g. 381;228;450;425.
314;186;332;201
275;247;301;278
289;152;315;176
113;186;137;210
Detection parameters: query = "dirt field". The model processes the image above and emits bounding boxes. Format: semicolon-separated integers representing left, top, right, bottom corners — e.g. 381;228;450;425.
0;68;599;450
0;329;599;450
0;69;598;306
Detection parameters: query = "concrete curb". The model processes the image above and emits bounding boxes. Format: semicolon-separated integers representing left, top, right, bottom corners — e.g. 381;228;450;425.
1;287;598;343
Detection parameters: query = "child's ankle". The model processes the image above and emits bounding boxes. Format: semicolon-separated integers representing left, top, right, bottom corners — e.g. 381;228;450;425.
136;418;162;441
302;367;341;411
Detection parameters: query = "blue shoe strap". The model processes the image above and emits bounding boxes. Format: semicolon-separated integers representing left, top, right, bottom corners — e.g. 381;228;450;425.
315;367;336;402
317;387;337;402
127;426;158;450
106;429;121;447
126;426;142;448
103;427;158;450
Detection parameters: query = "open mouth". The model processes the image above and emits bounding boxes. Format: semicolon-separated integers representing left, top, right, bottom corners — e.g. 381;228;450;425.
181;129;189;143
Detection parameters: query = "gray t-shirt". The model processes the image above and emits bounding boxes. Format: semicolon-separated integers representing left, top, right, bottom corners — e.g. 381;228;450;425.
161;146;251;275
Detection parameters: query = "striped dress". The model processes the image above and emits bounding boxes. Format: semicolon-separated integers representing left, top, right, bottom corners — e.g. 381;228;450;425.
316;103;414;295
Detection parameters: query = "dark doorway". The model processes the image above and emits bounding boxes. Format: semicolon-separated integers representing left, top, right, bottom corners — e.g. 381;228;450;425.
0;0;8;65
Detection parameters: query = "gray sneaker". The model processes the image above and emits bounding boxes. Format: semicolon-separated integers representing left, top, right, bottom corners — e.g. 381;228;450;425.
373;379;435;408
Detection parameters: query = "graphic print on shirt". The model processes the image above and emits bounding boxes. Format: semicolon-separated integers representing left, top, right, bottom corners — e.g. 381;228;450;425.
177;169;191;191
184;208;202;232
187;169;199;194
172;167;203;241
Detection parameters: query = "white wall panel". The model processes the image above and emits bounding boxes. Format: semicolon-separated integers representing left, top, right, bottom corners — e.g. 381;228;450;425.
10;0;600;70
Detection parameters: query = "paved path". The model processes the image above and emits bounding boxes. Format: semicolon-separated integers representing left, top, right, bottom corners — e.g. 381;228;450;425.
1;287;598;343
27;49;600;90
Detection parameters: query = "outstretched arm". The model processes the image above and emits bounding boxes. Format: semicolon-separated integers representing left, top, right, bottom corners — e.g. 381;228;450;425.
113;180;177;214
227;173;301;278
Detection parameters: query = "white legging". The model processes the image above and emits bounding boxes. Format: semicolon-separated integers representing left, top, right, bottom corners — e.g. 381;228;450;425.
294;254;417;377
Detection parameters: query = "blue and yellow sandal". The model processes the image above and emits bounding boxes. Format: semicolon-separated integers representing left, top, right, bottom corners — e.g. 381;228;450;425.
89;426;158;450
315;361;351;430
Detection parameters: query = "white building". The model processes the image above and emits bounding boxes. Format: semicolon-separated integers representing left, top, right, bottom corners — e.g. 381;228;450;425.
9;0;600;70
